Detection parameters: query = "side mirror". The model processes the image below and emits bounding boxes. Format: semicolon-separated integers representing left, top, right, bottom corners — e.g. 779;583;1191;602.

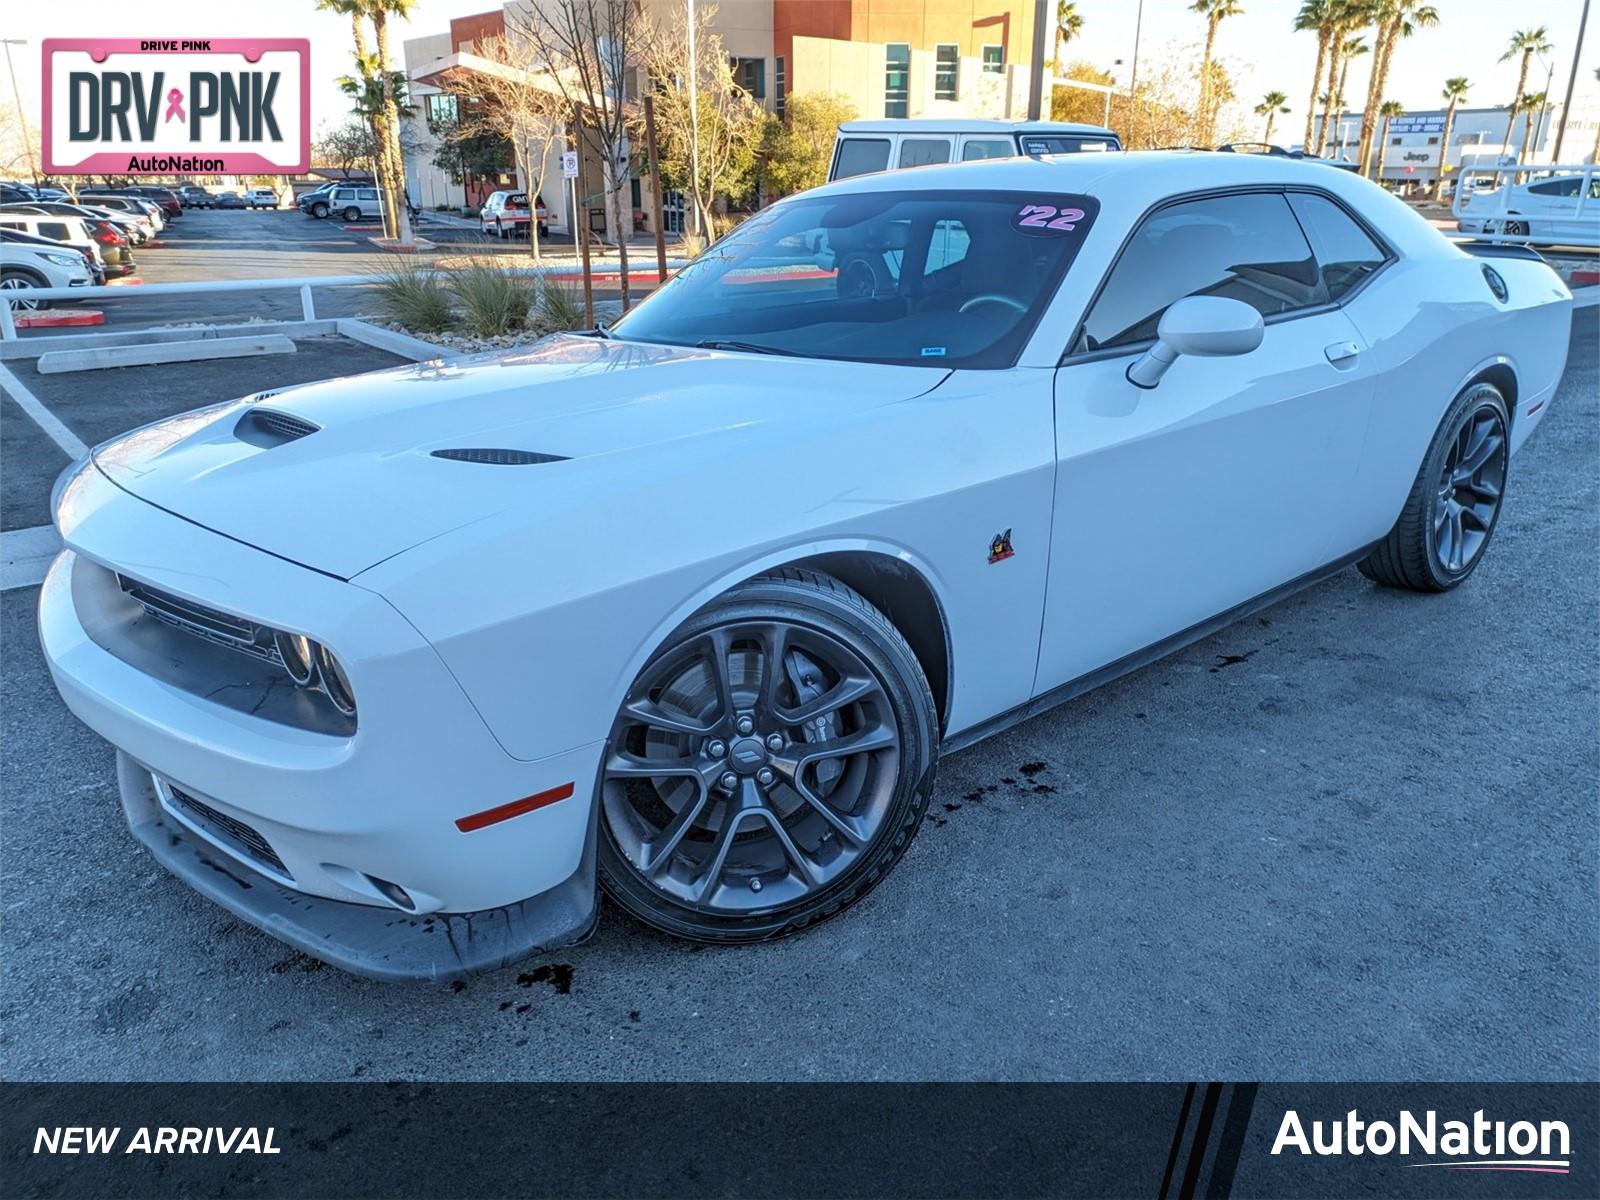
1126;296;1265;389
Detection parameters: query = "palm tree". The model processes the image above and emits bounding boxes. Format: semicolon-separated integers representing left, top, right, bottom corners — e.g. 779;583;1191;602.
1322;32;1368;157
1519;91;1548;164
1294;1;1337;152
1500;28;1553;162
364;0;416;246
1376;98;1405;178
1053;2;1084;73
1256;91;1290;143
1434;76;1469;200
1191;0;1244;144
1359;2;1439;178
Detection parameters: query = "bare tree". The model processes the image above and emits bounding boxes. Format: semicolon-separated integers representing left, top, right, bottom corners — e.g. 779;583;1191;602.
641;5;767;235
457;33;570;260
513;0;640;308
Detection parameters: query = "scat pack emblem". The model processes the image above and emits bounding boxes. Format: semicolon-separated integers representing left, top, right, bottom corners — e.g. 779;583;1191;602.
988;529;1015;564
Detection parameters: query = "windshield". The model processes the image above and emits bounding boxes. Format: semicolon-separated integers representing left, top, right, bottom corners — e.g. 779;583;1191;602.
611;189;1099;368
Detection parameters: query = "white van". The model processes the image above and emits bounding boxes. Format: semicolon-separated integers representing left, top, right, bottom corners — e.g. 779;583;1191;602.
829;119;1121;182
0;212;103;266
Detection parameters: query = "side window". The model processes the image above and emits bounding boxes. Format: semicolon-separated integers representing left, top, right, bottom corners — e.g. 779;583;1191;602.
833;138;891;179
358;188;378;202
1286;192;1389;301
1078;192;1327;352
923;219;971;276
1528;177;1580;197
961;137;1014;161
41;222;70;240
898;138;951;168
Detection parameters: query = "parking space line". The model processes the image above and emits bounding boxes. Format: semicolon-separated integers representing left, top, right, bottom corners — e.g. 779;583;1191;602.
0;362;89;459
1;524;62;591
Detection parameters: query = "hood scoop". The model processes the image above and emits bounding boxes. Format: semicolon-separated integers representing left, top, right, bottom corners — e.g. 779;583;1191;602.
430;448;568;465
237;408;320;448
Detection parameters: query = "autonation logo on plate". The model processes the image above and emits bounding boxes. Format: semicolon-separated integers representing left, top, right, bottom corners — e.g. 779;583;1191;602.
41;38;309;176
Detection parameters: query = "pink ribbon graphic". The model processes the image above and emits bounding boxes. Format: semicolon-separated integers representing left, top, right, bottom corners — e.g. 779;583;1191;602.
164;88;185;123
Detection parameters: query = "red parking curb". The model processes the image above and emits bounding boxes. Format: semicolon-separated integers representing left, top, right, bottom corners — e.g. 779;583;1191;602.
142;240;166;248
343;224;382;232
14;309;105;328
107;277;144;286
1571;269;1600;287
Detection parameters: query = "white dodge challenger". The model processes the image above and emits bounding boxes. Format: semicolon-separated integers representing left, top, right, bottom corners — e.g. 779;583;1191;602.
41;153;1572;980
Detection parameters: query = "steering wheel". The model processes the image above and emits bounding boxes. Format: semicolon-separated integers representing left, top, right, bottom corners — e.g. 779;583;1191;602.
959;293;1026;314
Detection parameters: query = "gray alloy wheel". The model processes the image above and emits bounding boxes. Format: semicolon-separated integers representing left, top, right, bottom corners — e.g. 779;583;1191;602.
311;201;329;219
343;206;362;223
0;272;46;311
1358;382;1510;592
597;568;938;942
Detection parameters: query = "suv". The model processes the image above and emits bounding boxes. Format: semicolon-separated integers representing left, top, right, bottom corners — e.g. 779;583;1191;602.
245;187;281;209
326;185;383;222
480;191;550;238
0;211;103;269
1;233;94;308
829;119;1121;181
119;185;183;218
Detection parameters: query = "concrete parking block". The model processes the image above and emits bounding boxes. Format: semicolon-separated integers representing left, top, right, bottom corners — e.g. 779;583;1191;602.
36;335;298;375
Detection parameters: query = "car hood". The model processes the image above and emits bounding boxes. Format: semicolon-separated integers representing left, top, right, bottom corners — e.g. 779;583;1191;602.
92;335;947;579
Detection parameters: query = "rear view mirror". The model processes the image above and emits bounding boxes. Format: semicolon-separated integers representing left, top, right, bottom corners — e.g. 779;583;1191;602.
1126;296;1265;388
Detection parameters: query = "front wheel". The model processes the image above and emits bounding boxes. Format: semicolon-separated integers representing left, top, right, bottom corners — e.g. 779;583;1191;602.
311;201;329;219
1358;382;1510;592
597;568;938;943
0;270;47;310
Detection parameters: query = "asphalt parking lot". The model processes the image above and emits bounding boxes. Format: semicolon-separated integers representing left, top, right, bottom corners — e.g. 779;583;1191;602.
0;314;1594;1084
13;206;652;334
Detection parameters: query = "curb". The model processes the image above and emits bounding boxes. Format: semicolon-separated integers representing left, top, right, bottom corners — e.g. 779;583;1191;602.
13;309;105;329
336;317;455;362
107;277;144;287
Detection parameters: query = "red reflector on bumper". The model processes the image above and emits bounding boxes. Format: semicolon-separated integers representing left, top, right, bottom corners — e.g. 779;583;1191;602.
455;782;575;832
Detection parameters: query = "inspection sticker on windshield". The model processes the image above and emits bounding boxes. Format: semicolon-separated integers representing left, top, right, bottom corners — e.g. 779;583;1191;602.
1013;201;1093;236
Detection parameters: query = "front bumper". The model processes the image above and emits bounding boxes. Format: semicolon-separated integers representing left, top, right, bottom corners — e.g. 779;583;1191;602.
39;465;603;979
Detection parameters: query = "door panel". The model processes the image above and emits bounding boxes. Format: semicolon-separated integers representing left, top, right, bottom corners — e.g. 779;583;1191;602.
1036;311;1375;691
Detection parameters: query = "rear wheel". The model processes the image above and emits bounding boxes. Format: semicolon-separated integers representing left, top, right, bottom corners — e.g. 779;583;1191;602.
597;568;938;942
311;201;329;219
1358;382;1510;592
343;206;361;223
0;270;48;310
495;216;505;239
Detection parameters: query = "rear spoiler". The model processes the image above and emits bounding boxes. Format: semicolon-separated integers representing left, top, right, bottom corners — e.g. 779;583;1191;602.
1454;240;1547;263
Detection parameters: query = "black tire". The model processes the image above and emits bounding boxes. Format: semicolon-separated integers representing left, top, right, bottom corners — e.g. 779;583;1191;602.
311;201;329;219
495;216;505;239
1;269;49;310
1358;382;1510;592
343;206;361;223
598;567;939;943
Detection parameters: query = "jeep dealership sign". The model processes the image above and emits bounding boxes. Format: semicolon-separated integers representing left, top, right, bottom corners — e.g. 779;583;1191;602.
42;39;310;175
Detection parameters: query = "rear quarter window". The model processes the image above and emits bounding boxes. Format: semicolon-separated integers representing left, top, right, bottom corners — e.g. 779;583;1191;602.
1285;192;1389;301
833;139;891;180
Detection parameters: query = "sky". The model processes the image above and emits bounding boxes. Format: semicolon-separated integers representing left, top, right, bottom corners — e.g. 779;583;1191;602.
1;0;1596;142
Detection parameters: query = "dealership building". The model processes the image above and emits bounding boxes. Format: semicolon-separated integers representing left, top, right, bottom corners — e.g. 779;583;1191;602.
401;0;1046;238
1310;99;1600;190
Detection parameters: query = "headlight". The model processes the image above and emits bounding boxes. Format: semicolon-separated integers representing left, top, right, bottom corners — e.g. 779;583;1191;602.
274;631;316;684
42;251;82;267
316;645;357;716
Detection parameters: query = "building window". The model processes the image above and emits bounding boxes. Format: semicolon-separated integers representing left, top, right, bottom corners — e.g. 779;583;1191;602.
982;45;1004;74
426;94;459;129
934;44;959;101
775;56;786;116
731;57;765;100
885;43;910;118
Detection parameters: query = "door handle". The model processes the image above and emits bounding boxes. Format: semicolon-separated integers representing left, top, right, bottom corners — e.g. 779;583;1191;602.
1324;341;1360;365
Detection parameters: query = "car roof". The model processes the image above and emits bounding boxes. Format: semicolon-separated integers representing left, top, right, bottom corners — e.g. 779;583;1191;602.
838;119;1117;136
802;150;1449;257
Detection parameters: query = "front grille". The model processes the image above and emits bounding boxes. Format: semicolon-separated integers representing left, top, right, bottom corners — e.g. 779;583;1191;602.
116;575;279;664
165;784;291;878
431;447;568;465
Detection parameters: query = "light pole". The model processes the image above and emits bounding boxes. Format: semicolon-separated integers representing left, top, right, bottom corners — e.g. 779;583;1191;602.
686;0;701;235
1553;0;1590;162
1;39;38;187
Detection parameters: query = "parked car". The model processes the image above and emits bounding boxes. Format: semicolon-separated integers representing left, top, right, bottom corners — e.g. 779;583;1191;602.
245;187;281;209
39;152;1572;979
296;183;340;218
213;191;247;209
0;182;38;204
829;119;1121;181
480;191;550;238
178;185;214;208
1455;166;1600;246
119;185;183;219
0;233;94;308
0;211;103;272
79;192;166;233
1;226;102;286
325;184;384;222
2;201;147;257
